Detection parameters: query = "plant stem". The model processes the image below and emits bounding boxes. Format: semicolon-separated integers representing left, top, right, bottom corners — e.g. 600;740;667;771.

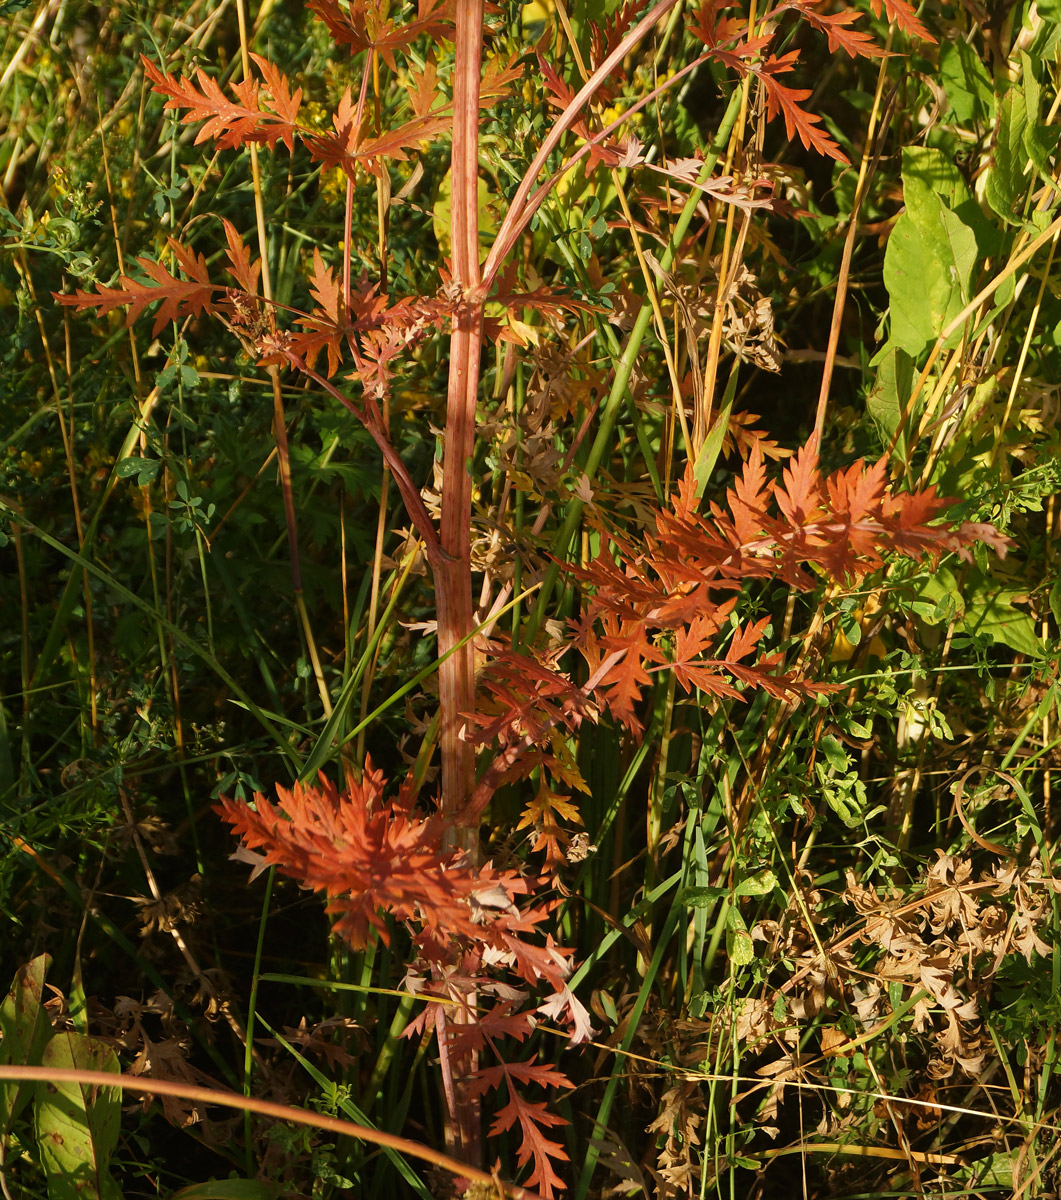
437;0;486;1170
438;0;485;833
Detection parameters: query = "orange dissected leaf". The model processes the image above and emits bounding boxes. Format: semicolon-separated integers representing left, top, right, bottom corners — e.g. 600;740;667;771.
55;238;216;337
727;441;771;546
780;0;887;59
596;621;659;733
724;614;772;666
536;55;612;168
867;0;934;43
474;1060;574;1200
304;88;361;177
824;454;888;525
357;111;453;169
755;52;849;164
215;762;486;948
248;52;304;147
479;53;524;106
405;54;441;119
517;779;582;866
142;55;301;153
215;760;582;993
689;0;769;68
485;263;603;344
221;219;260;296
774;438;827;529
307;0;454;72
571;435;1009;732
302;87;451;178
288;249;350;376
490;264;602;321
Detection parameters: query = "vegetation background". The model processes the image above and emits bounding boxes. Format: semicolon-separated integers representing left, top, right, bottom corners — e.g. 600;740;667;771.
2;0;1061;1197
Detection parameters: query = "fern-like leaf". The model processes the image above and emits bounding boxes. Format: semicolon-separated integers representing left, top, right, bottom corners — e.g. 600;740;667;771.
474;1059;574;1199
867;0;934;42
778;0;887;59
55;239;216;337
142;55;301;152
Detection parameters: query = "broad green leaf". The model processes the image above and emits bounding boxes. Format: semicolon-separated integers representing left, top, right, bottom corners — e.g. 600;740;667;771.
681;885;726;907
901;147;1001;257
35;1033;122;1200
963;586;1042;657
900;146;967;208
985;83;1030;225
882;172;976;355
956;1149;1016;1187
1022;52;1040;130
734;870;777;898
114;456;158;485
909;567;965;625
865;344;912;437
938;38;994;124
1025;4;1061;57
725;908;754;967
0;955;52;1139
171;1183;280;1200
1015;53;1061;192
1026;125;1061;190
432;170;499;258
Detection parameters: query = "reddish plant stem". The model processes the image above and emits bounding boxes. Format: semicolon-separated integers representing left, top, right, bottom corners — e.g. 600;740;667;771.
438;0;486;1171
439;0;484;833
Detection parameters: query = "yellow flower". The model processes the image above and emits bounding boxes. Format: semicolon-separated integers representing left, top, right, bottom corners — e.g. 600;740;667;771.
319;166;348;204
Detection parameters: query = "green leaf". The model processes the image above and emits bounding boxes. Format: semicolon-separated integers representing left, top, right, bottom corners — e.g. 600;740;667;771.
35;1033;122;1200
171;1183;280;1200
817;768;867;828
0;955;52;1139
114;456;157;484
955;1149;1016;1187
882;169;976;354
1026;125;1061;189
681;885;726;907
734;870;778;898
840;613;862;646
725;903;757;965
985;83;1031;225
900;146;968;208
1022;52;1040;129
820;735;849;773
866;344;912;437
909;567;965;625
938;38;994;124
726;927;755;967
1049;575;1061;630
963;586;1042;657
901;146;1002;257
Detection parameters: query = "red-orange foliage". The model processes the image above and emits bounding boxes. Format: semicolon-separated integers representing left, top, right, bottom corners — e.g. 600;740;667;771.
55;0;965;1192
570;444;1010;734
216;762;589;1195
